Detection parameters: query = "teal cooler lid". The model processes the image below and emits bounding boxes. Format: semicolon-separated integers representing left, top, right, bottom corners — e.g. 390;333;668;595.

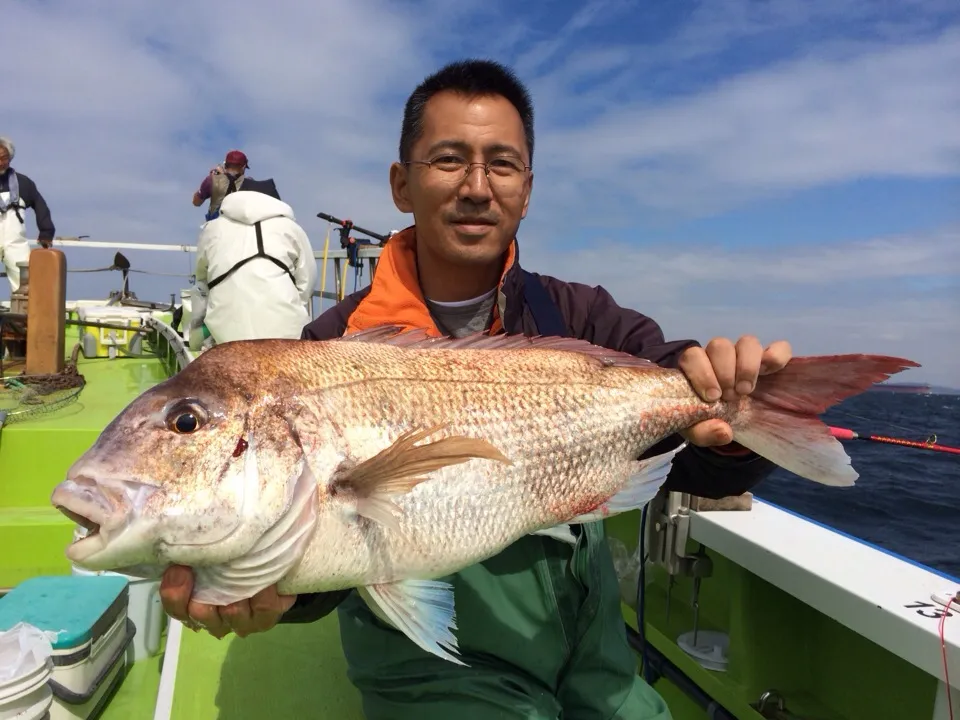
0;575;129;650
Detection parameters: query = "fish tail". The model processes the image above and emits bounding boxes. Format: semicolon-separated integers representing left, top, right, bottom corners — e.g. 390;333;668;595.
730;354;919;486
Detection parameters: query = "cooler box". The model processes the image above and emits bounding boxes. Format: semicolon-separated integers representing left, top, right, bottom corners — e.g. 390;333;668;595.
76;307;145;359
0;576;135;720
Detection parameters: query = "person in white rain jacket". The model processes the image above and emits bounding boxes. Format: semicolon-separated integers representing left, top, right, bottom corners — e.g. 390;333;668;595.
191;189;317;349
0;137;55;294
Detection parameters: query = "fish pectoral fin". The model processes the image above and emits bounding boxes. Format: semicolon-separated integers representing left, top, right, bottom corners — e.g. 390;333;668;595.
343;425;511;528
362;578;466;666
567;443;686;524
191;459;319;607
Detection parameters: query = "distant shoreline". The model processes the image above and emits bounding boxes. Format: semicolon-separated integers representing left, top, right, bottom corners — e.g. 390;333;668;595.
869;382;960;396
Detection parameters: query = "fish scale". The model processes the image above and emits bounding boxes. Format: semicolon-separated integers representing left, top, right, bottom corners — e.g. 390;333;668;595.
223;342;803;589
50;326;919;665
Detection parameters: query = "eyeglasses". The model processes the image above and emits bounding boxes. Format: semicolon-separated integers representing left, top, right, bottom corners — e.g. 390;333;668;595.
404;155;531;194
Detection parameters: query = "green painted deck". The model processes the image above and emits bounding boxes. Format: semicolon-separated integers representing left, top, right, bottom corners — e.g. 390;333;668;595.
1;354;170;587
169;615;363;719
105;645;166;716
87;614;364;720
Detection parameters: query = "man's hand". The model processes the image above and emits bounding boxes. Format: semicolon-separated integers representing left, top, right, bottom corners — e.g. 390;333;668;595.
38;238;53;249
678;335;792;448
159;565;296;639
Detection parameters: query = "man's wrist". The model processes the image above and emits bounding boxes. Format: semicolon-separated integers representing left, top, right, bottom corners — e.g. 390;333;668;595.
707;441;752;457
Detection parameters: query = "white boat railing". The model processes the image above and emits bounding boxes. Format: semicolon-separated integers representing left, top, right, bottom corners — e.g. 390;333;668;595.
143;316;194;371
690;499;960;714
149;320;195;720
2;237;384;313
48;238;199;253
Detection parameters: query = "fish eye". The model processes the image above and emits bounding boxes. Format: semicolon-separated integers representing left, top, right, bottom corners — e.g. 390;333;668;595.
172;413;199;434
165;401;207;434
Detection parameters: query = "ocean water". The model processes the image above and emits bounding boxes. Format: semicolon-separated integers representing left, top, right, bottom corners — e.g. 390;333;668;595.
752;392;960;580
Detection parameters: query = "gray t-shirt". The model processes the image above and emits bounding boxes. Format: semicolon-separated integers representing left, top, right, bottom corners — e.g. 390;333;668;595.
425;288;497;338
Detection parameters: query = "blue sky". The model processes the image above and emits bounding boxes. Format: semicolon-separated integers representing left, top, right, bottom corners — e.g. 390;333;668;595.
6;0;960;385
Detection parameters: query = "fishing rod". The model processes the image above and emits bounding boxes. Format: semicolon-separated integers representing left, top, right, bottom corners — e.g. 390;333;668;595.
829;426;960;456
316;212;389;248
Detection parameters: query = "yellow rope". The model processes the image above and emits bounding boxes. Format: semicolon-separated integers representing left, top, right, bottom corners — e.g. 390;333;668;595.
319;224;331;312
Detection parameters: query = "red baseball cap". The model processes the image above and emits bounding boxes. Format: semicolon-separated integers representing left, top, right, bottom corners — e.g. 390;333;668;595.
224;150;249;168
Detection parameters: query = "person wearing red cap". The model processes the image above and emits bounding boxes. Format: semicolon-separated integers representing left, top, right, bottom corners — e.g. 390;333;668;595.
193;150;251;221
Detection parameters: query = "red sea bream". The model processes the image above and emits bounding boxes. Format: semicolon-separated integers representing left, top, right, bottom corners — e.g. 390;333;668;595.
50;327;919;663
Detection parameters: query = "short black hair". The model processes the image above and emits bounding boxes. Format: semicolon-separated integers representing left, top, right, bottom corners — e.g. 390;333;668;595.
399;59;535;165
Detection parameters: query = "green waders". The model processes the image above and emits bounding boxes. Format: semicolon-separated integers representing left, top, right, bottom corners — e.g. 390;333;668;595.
337;520;671;720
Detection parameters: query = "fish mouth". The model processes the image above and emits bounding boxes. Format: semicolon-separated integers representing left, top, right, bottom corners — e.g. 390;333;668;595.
51;475;158;559
60;506;101;535
51;482;111;558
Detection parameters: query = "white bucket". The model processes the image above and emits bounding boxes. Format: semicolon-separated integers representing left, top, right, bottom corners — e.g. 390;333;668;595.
70;528;166;663
0;683;52;720
0;632;54;720
0;686;52;720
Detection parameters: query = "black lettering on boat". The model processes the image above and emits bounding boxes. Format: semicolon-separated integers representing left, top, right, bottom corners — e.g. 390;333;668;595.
903;600;953;619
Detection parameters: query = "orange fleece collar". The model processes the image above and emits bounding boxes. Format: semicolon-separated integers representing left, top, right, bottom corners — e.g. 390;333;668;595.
345;225;516;336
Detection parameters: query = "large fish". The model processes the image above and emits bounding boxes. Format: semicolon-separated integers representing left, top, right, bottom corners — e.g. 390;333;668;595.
51;326;917;663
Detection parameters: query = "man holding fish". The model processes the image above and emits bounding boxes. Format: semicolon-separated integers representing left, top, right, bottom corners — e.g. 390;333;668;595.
43;59;911;718
158;59;793;718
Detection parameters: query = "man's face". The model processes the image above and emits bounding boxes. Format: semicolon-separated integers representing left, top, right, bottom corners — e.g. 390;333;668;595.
0;149;9;174
390;91;533;269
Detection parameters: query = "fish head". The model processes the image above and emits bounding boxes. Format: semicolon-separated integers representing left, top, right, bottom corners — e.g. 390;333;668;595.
50;344;312;574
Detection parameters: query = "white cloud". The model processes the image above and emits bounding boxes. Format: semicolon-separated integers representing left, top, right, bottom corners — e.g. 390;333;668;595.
560;228;960;287
532;27;960;215
5;0;446;244
522;226;960;385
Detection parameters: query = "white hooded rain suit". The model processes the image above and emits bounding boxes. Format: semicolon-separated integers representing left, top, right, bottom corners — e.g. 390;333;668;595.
192;191;317;346
1;169;55;294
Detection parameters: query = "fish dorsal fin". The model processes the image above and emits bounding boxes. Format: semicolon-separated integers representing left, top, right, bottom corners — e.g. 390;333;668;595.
337;425;512;530
337;325;659;371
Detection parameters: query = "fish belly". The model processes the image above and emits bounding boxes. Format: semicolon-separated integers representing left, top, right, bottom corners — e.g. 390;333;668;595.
277;431;644;594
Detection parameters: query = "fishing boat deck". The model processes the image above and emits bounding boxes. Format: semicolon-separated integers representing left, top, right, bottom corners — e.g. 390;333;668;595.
158;614;363;718
75;611;363;719
1;354;170;586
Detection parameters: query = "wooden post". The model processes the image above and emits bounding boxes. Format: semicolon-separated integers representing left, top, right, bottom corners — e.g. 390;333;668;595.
689;492;754;512
25;248;67;376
